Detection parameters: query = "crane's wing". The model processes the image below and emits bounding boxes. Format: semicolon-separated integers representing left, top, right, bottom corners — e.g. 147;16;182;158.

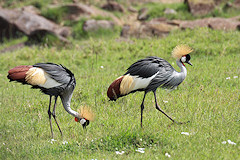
33;63;75;86
122;56;176;92
144;57;183;90
125;56;175;78
107;56;177;100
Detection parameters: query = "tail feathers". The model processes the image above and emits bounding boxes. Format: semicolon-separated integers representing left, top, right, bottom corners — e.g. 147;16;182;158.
7;65;33;84
107;76;124;101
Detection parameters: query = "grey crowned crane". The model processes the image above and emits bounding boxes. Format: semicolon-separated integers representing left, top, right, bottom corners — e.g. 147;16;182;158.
7;63;94;138
107;45;193;127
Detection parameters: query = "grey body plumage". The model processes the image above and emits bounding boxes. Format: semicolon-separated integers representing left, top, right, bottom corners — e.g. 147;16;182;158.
126;56;186;93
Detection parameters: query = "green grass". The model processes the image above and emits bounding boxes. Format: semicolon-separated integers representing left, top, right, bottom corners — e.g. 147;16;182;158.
0;28;240;159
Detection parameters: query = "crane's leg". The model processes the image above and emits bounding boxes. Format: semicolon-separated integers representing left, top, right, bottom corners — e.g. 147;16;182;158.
48;96;54;138
153;91;175;123
140;92;147;128
52;96;63;137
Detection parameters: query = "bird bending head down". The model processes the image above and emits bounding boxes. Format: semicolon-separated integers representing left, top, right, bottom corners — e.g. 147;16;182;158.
107;45;193;127
7;63;94;137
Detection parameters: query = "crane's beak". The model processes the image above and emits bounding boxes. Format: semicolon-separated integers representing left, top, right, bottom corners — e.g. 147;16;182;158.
81;119;90;129
187;61;193;66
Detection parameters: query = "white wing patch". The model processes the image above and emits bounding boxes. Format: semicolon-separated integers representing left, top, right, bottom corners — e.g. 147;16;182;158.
26;67;62;88
120;72;159;95
132;72;159;91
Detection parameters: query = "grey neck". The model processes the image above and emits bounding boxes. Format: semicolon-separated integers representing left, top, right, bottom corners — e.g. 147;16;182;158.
60;86;80;118
176;59;187;79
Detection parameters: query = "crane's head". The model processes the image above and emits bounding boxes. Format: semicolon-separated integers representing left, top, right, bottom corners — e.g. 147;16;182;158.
180;54;192;66
172;45;193;66
75;117;90;129
76;106;95;129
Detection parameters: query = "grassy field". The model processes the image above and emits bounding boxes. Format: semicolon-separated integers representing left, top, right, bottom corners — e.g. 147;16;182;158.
0;27;240;159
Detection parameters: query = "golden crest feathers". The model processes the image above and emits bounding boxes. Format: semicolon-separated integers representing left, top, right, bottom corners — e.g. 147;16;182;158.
78;106;95;121
172;45;193;59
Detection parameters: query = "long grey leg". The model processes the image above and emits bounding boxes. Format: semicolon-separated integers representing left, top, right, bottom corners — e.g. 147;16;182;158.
153;91;175;123
52;96;63;137
140;92;147;128
48;96;54;138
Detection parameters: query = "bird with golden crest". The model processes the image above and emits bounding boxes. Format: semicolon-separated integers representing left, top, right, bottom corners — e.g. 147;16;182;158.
107;45;193;127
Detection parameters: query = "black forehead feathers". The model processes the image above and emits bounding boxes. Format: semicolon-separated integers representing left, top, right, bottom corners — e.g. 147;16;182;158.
185;54;191;61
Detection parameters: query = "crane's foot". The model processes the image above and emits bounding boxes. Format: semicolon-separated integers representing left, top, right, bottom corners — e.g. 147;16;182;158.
167;120;189;128
173;120;190;125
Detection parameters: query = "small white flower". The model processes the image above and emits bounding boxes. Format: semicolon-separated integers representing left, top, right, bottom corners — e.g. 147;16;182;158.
222;140;236;145
136;148;145;153
163;100;168;103
233;76;238;79
49;139;57;144
140;138;142;141
115;151;125;155
181;132;190;136
165;153;171;158
100;66;104;69
62;140;68;145
226;77;230;80
227;140;236;145
3;143;5;145
7;148;12;152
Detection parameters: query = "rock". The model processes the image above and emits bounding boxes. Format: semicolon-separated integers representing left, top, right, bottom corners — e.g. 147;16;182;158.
0;8;71;42
101;1;124;12
207;18;240;31
180;17;240;31
185;0;215;16
121;16;240;38
225;0;240;9
137;8;149;21
121;18;178;38
21;5;40;15
128;6;138;13
234;0;240;7
83;19;114;32
164;8;177;15
180;19;208;29
47;3;123;26
49;3;95;21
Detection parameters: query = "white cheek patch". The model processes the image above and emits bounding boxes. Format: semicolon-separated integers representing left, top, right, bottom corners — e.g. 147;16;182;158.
80;119;86;125
181;56;186;62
